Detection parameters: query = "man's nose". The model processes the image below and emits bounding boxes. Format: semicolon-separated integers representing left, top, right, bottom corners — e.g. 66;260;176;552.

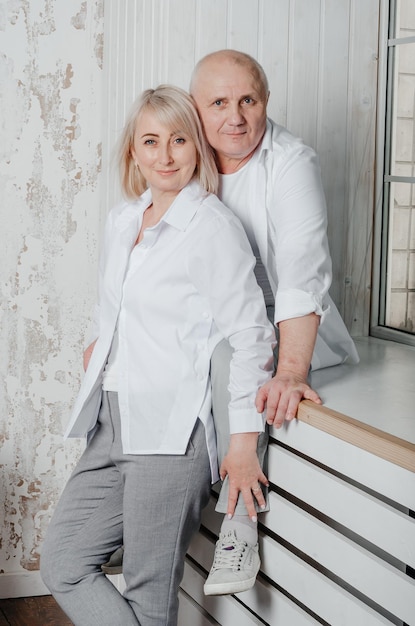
227;103;245;125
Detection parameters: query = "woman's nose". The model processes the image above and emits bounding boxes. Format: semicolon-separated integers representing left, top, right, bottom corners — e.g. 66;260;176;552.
158;143;173;164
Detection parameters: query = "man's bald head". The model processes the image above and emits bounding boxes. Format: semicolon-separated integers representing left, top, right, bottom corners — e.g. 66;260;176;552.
190;49;269;103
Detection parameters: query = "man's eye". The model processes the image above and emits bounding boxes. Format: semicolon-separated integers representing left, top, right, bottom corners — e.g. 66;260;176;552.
243;97;253;104
213;100;223;106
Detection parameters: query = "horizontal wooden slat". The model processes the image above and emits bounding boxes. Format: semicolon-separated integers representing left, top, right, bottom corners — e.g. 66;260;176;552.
268;444;415;567
259;535;393;626
178;585;220;626
297;400;415;472
266;491;415;624
271;418;415;510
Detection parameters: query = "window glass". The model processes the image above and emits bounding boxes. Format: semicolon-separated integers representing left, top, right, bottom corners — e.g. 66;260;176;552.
382;1;415;336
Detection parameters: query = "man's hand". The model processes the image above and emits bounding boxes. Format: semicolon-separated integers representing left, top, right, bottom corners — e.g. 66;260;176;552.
256;370;321;428
83;339;97;372
256;313;322;427
220;432;269;521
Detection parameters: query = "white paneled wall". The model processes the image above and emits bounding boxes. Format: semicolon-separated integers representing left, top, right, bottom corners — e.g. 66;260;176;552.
0;0;383;602
102;0;380;334
184;425;415;626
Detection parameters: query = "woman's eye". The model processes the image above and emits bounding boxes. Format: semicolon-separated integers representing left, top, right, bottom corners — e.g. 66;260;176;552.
174;137;185;144
144;139;156;145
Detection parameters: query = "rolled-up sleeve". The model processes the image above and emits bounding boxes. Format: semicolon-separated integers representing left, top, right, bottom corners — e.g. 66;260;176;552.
267;143;332;325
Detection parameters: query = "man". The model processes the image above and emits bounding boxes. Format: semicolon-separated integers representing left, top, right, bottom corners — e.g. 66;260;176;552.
189;49;358;596
102;49;358;595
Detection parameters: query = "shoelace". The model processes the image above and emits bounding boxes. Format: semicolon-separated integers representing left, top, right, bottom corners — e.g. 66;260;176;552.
211;534;247;572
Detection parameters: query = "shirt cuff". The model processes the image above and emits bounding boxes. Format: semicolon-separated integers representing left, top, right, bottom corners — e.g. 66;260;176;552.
274;288;329;325
228;408;265;434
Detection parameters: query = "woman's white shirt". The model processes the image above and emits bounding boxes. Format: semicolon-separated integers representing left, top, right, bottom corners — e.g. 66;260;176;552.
65;181;275;481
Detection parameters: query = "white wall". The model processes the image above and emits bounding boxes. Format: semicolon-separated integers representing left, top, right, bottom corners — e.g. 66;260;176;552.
0;0;104;596
102;0;380;335
0;0;381;598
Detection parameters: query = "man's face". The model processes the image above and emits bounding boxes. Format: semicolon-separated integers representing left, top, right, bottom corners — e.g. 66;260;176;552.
191;59;268;172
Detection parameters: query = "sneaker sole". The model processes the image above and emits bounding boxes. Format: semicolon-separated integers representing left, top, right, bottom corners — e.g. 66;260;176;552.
203;564;260;596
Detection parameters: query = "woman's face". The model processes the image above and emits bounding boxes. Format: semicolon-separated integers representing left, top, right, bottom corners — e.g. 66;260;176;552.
131;110;197;198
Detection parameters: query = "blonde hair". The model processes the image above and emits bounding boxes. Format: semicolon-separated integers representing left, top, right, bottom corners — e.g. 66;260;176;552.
118;85;218;199
190;49;269;103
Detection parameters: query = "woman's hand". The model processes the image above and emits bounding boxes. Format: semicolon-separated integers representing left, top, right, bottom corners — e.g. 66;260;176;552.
83;339;97;371
256;370;321;428
220;432;269;521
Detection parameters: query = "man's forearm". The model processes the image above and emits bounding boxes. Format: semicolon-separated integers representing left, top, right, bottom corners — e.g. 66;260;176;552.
276;313;320;379
255;312;322;426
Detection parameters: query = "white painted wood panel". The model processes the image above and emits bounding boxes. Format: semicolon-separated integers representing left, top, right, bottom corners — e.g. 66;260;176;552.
287;0;321;148
271;419;415;511
259;0;290;127
194;0;228;59
344;0;380;334
179;582;222;626
101;0;380;333
317;0;350;306
164;1;197;87
266;492;415;625
257;536;394;626
186;398;415;626
268;444;415;567
226;0;260;57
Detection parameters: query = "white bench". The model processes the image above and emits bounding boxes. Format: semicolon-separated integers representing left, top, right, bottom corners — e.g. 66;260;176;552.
180;337;415;626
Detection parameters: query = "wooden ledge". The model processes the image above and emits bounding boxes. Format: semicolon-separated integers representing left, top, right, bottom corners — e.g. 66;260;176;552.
297;400;415;473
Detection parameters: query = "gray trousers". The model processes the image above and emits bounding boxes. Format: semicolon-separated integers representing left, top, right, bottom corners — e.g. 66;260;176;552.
213;305;277;515
41;392;211;626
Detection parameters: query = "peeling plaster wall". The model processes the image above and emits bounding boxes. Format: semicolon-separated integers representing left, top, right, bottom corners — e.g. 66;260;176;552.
0;0;104;593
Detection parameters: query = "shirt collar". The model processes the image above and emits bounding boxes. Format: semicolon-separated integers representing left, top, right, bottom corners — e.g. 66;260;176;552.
120;179;208;238
259;118;273;154
157;179;207;232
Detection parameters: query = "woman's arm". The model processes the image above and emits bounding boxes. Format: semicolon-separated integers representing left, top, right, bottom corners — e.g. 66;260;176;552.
189;207;275;518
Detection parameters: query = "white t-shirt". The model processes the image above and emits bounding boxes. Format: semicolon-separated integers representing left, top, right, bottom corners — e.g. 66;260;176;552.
219;151;274;308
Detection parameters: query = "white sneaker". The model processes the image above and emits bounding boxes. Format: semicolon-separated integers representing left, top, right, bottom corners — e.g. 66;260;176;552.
203;530;260;596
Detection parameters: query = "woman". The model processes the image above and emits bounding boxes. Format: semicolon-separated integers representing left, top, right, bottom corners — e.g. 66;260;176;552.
41;85;275;625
